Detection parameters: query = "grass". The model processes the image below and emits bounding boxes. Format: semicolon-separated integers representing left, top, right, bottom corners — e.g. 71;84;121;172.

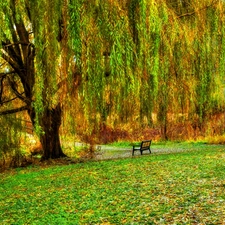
0;145;225;224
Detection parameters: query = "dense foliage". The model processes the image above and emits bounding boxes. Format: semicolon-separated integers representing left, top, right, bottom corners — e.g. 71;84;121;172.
0;0;225;158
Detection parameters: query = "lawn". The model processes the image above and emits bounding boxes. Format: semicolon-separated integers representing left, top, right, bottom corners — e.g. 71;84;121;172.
0;144;225;224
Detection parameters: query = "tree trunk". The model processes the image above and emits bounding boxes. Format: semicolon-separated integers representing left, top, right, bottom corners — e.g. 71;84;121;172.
41;104;66;160
29;104;66;160
161;118;168;141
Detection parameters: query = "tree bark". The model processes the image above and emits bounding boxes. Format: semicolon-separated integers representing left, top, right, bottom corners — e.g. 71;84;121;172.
28;104;66;160
40;104;66;160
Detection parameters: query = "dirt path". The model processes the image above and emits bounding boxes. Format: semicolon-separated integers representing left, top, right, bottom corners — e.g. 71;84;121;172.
94;143;224;160
94;146;177;160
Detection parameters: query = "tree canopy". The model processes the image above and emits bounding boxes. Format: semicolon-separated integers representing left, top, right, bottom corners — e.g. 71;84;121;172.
0;0;225;159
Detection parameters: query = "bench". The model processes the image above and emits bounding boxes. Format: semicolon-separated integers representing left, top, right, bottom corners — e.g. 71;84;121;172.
132;140;152;156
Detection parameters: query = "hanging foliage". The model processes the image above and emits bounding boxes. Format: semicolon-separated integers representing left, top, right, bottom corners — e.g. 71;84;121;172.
1;0;225;160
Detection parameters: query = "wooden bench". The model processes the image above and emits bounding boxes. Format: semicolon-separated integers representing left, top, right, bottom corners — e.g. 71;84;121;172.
132;140;152;156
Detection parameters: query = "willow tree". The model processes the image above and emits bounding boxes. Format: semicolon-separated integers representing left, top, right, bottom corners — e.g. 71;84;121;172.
0;0;68;159
1;0;225;159
158;0;225;138
69;0;225;139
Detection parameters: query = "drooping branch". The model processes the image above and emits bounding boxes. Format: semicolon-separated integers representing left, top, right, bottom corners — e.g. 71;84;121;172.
0;105;28;116
178;0;218;18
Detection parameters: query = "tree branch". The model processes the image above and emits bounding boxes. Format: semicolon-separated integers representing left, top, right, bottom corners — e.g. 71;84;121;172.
0;105;28;116
2;20;22;62
178;0;218;18
2;42;34;48
0;71;16;79
8;77;30;104
0;96;19;105
0;77;4;103
0;62;7;68
1;49;21;71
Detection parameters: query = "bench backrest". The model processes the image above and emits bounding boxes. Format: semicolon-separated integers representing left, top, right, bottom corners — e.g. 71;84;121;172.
141;140;151;150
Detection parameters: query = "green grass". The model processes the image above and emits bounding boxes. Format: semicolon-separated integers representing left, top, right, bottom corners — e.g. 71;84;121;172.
0;145;225;224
